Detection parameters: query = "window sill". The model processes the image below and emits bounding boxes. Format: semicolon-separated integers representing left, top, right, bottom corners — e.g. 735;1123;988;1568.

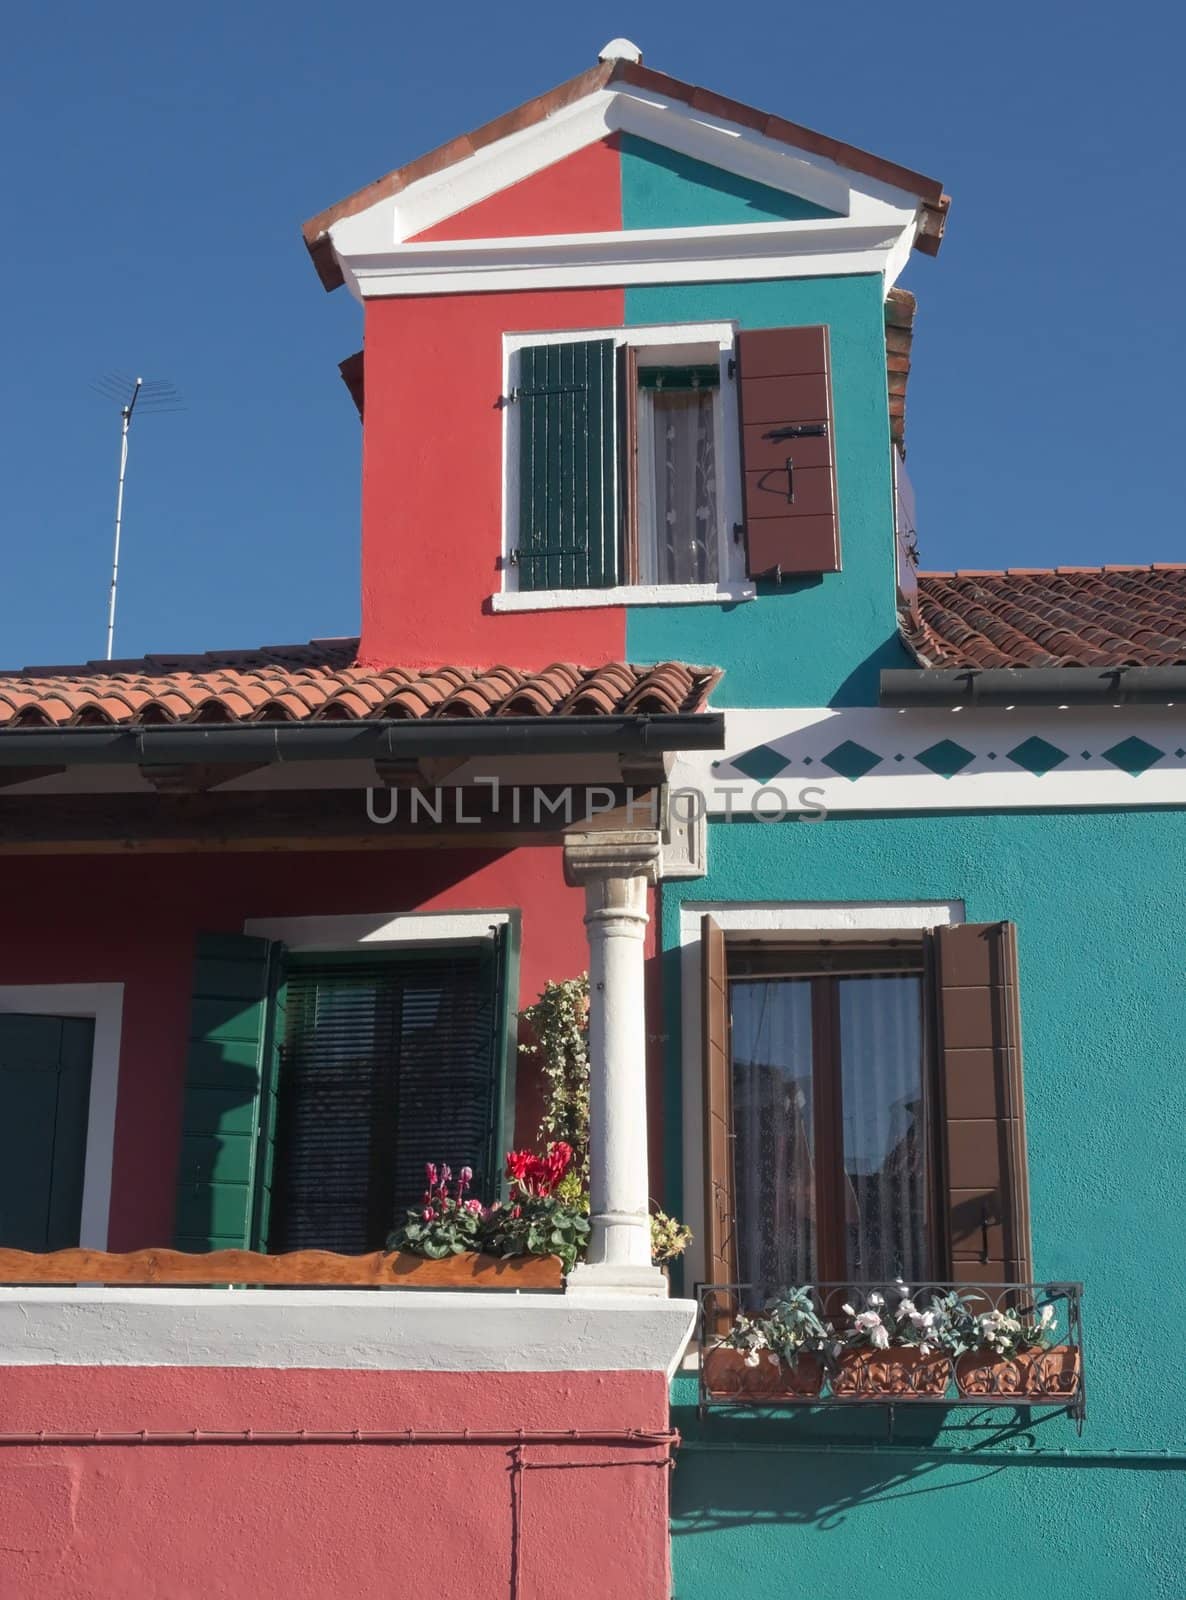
490;582;755;613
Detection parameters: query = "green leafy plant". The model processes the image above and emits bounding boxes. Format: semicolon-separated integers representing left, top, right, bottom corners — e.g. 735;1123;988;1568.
482;1142;590;1272
650;1207;693;1266
387;1164;487;1259
520;976;590;1180
722;1288;830;1370
519;973;692;1266
970;1300;1058;1358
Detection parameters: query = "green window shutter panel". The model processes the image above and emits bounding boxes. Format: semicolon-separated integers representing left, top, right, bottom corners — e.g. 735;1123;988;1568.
174;933;285;1252
489;917;521;1200
0;1014;94;1250
516;339;618;591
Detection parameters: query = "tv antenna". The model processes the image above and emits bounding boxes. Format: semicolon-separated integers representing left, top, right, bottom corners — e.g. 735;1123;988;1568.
91;373;183;660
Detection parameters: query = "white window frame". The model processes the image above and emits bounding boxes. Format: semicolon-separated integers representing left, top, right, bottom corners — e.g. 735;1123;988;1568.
0;982;125;1250
496;321;754;611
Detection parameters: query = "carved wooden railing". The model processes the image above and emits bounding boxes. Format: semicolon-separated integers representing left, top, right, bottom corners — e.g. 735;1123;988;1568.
0;1247;564;1290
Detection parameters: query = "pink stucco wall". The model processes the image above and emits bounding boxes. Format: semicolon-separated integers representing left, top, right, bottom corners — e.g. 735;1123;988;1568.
0;1365;673;1599
0;846;664;1249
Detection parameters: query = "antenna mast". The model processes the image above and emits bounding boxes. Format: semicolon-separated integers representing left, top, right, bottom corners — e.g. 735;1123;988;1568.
92;373;183;661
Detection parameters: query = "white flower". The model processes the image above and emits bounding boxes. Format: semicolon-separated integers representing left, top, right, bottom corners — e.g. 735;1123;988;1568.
910;1310;936;1331
841;1303;855;1317
1039;1305;1056;1328
871;1324;890;1350
918;1342;932;1356
854;1312;883;1332
743;1348;761;1367
868;1292;885;1309
897;1298;917;1321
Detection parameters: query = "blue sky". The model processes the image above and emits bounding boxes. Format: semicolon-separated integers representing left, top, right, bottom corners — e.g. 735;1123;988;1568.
2;1;1181;668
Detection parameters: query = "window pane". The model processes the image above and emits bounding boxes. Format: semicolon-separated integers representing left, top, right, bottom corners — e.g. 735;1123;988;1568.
837;975;928;1281
730;979;816;1288
272;953;497;1253
638;387;719;585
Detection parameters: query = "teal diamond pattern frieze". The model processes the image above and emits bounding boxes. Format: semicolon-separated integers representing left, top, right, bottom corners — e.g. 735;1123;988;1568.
729;743;791;783
820;741;882;781
1101;736;1164;777
1007;736;1069;777
914;739;975;778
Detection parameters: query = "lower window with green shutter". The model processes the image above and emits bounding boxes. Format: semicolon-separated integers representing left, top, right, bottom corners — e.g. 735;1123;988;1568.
175;925;518;1255
269;948;507;1254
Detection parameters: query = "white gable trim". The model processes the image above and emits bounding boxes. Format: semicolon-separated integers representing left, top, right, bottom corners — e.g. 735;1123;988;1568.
340;218;913;299
326;83;926;299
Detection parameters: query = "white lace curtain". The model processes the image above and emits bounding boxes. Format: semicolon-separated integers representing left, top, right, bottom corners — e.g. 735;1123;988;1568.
730;975;928;1291
637;387;719;584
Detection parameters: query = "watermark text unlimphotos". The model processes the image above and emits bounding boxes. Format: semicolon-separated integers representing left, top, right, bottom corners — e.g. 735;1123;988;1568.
364;778;828;826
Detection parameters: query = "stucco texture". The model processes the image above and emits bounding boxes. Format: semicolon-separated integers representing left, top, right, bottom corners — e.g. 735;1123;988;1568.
0;1366;672;1600
661;806;1186;1598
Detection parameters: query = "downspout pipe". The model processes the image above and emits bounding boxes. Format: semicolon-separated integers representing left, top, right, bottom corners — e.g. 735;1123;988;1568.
0;714;725;770
880;666;1186;708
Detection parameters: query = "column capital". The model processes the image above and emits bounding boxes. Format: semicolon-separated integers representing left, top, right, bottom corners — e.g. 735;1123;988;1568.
562;829;662;888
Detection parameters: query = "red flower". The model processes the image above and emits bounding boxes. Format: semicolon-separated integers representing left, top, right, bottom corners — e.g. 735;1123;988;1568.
504;1141;575;1199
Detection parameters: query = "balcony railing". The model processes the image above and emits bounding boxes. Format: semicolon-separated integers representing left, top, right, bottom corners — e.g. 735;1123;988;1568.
698;1281;1085;1428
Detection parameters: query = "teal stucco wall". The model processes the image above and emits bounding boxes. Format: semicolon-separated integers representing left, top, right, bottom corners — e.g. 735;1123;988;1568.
620;144;913;707
661;807;1186;1599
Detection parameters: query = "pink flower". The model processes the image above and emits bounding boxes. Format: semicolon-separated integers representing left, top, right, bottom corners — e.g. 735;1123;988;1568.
425;1163;438;1188
422;1207;436;1222
465;1199;484;1214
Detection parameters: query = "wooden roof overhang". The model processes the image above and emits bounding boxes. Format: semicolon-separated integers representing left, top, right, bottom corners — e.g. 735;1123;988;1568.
0;712;724;854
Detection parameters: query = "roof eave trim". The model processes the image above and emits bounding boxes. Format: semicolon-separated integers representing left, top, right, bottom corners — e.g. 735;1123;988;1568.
880;666;1186;708
0;714;727;769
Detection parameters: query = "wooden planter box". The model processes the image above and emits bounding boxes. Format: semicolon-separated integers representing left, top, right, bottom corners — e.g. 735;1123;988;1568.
955;1345;1081;1399
832;1346;951;1398
702;1347;824;1400
0;1245;565;1291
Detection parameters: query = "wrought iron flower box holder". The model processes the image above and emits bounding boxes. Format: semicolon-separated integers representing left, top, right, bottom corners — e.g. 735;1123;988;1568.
697;1282;1086;1434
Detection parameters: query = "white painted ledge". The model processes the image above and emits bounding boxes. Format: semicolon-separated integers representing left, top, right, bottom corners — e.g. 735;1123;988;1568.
491;581;755;612
0;1289;698;1378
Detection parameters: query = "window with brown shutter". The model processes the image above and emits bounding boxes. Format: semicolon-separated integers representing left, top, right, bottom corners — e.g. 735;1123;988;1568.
735;325;840;578
702;922;1031;1291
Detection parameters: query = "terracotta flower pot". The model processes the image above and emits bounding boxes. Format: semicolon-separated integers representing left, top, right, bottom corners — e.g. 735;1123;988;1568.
702;1346;782;1399
769;1353;825;1398
955;1345;1081;1399
832;1345;951;1398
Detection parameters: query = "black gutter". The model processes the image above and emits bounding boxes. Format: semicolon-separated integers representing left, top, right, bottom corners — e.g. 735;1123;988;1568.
0;713;725;769
881;666;1186;708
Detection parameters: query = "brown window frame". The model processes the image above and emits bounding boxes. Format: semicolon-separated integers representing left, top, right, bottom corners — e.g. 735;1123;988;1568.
725;936;937;1286
702;919;1033;1292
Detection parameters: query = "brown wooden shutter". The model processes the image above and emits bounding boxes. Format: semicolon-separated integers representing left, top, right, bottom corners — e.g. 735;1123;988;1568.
736;325;840;578
932;922;1033;1286
701;914;735;1290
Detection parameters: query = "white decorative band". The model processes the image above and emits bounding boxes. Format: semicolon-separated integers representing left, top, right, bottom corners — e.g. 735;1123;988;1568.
669;706;1186;814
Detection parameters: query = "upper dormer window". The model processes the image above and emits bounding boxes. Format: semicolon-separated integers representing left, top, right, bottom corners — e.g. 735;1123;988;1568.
497;322;841;611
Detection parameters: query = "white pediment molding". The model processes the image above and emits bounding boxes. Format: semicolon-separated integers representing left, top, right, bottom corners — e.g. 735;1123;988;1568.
327;84;926;299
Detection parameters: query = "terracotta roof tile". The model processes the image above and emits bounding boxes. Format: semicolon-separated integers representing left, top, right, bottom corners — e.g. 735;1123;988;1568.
905;567;1186;669
0;640;720;729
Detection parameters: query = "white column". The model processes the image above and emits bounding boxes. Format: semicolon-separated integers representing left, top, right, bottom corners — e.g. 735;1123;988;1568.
563;830;667;1296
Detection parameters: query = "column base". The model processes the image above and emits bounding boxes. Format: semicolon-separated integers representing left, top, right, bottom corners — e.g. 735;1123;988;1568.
565;1261;670;1297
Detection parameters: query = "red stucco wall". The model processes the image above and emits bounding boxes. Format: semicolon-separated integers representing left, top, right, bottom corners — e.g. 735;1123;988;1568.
0;1366;672;1599
0;847;660;1251
356;145;626;670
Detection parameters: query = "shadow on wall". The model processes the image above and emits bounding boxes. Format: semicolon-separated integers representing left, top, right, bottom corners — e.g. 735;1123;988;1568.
668;1404;1122;1536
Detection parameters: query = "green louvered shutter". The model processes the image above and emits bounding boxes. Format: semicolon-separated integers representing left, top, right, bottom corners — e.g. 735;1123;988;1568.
488;917;521;1197
174;933;285;1252
515;339;618;591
